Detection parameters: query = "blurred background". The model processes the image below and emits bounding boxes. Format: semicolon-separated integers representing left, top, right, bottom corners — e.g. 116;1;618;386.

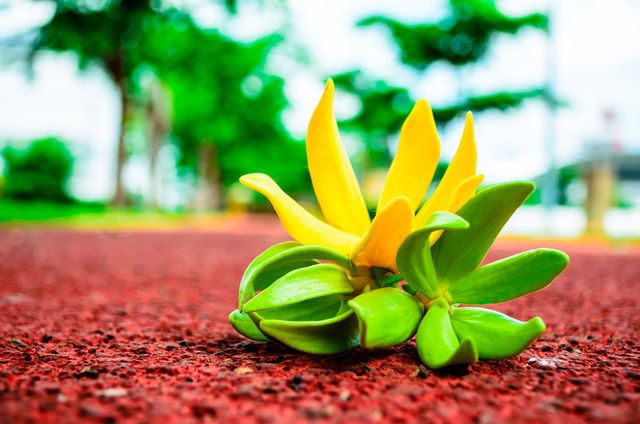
0;0;638;239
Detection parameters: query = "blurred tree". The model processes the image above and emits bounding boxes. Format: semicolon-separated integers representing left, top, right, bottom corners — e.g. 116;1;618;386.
557;165;579;206
29;0;306;208
335;0;548;165
1;138;73;202
136;19;308;209
30;0;158;206
140;76;171;210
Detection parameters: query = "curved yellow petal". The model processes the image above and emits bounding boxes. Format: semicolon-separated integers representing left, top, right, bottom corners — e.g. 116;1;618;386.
306;79;370;236
446;174;484;213
429;174;484;245
377;99;440;213
240;173;359;255
351;196;414;272
415;112;477;227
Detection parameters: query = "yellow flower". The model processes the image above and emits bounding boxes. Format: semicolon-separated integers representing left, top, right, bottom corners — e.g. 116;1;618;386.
240;79;483;272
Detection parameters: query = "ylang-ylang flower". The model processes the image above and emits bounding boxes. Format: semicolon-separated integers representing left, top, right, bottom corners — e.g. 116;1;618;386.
241;79;483;272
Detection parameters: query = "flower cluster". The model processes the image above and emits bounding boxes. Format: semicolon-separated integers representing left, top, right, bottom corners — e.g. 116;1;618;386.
229;80;568;369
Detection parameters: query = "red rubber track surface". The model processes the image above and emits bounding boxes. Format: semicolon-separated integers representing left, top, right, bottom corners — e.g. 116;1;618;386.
0;230;638;424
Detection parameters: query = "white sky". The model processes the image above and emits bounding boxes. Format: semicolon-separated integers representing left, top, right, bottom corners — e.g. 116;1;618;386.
0;0;639;204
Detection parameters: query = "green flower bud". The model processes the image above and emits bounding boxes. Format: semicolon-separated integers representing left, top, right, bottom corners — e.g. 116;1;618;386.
229;242;362;354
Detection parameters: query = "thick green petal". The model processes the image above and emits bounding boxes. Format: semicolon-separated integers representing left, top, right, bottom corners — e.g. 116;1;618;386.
239;242;313;308
259;309;360;354
239;244;355;310
396;212;469;298
415;299;478;369
256;295;346;322
348;287;424;348
446;249;569;305
244;264;354;313
228;309;270;342
432;182;535;284
450;307;545;360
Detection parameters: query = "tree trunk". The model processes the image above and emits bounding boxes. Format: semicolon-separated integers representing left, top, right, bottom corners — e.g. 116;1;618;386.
112;80;129;207
145;81;170;210
193;143;223;211
148;130;159;209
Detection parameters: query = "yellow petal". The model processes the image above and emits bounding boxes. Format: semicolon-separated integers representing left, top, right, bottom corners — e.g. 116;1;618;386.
429;174;484;245
240;173;359;255
377;99;440;213
351;196;414;272
306;79;370;236
446;174;484;213
415;112;477;227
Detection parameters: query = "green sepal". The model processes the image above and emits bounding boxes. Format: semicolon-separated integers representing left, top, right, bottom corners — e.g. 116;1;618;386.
259;309;360;354
396;212;469;298
450;307;546;360
446;248;569;305
415;299;478;369
228;309;270;342
380;273;404;288
348;287;424;349
402;283;417;295
243;264;355;313
239;243;355;310
432;182;535;284
371;267;402;288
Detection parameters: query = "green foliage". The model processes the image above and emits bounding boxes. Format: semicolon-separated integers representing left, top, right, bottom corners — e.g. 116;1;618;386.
335;71;544;129
558;165;580;205
31;0;310;204
434;88;547;122
359;0;547;68
334;0;548;161
0;198;105;222
138;22;309;195
1;138;73;202
334;76;544;166
528;165;580;206
523;187;542;205
32;0;153;81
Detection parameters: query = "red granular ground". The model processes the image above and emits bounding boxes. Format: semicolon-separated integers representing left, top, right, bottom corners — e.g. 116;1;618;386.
0;228;638;423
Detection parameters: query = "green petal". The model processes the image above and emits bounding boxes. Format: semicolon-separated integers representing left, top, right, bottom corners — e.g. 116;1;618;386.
239;244;355;310
446;249;569;305
256;294;346;322
239;242;311;308
415;299;478;369
450;307;546;360
244;264;355;313
228;309;270;342
431;182;534;284
259;309;360;354
396;212;469;298
348;287;424;348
